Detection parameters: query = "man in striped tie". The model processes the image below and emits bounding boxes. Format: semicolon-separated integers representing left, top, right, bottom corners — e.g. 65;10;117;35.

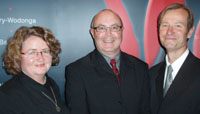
149;3;200;114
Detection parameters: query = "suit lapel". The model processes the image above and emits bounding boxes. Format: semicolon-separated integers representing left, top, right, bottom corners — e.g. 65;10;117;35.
155;62;166;105
119;52;135;88
162;52;199;105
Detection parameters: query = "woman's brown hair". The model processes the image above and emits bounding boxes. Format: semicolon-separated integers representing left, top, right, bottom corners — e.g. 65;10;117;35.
3;26;61;75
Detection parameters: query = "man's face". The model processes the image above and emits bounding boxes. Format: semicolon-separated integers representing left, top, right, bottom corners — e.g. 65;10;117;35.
90;10;123;58
159;8;194;53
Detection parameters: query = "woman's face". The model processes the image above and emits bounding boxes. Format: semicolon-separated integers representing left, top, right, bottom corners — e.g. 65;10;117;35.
21;35;52;79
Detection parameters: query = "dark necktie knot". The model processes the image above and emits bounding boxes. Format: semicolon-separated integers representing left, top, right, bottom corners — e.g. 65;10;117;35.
110;59;116;67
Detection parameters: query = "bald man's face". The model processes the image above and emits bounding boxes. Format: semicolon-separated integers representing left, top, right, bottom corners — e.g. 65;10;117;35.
90;10;123;57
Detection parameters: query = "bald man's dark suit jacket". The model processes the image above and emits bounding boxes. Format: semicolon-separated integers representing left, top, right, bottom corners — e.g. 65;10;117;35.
150;52;200;114
65;49;150;114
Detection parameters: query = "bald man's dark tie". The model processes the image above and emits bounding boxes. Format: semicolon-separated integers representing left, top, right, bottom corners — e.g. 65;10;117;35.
163;65;173;97
110;59;120;85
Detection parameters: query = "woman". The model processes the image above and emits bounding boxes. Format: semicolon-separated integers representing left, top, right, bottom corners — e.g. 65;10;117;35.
0;26;69;114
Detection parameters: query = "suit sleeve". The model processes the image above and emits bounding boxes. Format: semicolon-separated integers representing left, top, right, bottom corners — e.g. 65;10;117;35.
140;65;151;114
65;65;89;114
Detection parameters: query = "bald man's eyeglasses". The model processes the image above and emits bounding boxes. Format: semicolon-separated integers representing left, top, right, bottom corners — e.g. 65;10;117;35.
92;25;122;32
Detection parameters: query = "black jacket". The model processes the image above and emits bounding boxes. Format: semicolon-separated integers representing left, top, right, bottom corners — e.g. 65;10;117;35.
0;73;69;114
150;52;200;114
65;49;150;114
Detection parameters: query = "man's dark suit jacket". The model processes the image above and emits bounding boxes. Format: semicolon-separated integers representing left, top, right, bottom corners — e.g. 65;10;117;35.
65;49;150;114
150;52;200;114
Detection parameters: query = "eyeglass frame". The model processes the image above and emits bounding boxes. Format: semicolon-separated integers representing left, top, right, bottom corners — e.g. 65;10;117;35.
92;24;123;32
21;49;51;58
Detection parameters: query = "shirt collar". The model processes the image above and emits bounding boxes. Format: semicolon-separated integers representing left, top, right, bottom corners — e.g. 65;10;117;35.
165;49;189;77
101;52;121;69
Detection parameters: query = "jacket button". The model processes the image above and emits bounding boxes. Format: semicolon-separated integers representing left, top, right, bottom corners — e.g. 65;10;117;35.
118;101;122;104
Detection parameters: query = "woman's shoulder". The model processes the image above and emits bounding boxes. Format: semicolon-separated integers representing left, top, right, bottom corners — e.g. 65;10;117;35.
0;75;25;98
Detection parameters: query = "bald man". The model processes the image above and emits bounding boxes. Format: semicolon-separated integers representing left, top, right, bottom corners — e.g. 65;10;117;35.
65;9;150;114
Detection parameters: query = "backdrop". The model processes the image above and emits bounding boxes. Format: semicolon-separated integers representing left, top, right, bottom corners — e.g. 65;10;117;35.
0;0;200;100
